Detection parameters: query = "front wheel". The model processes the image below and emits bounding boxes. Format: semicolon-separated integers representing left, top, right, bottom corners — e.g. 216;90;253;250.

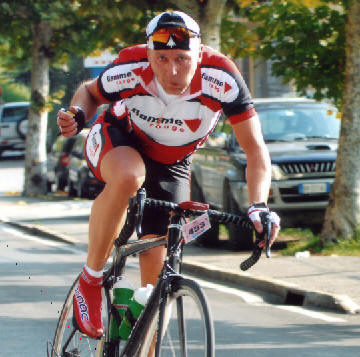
49;275;106;357
142;278;215;357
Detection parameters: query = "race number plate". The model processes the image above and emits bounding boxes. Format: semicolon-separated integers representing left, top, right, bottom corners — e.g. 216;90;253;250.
181;213;211;244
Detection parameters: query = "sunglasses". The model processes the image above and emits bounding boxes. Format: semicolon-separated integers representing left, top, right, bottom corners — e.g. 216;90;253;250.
151;27;198;45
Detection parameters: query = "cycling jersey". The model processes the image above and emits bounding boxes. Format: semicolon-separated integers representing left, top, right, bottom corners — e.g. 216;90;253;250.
95;44;255;164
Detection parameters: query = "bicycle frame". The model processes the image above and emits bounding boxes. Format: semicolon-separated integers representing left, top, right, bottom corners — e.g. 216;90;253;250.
101;210;185;357
50;187;271;357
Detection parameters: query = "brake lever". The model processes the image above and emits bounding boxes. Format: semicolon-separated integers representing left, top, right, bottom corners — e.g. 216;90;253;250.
261;211;272;258
135;188;146;237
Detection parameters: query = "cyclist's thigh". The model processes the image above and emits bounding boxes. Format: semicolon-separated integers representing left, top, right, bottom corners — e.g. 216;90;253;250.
139;157;191;237
84;121;145;184
101;146;145;185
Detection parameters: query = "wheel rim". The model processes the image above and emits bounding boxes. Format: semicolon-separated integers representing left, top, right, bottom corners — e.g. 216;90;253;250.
51;278;106;357
142;280;214;357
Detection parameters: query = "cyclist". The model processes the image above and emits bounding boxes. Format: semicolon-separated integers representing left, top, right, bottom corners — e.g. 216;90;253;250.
57;11;280;339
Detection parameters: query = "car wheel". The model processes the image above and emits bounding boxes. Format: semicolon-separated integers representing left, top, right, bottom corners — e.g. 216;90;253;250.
17;118;28;140
46;180;53;193
55;175;67;192
225;185;254;251
68;180;77;197
78;182;89;199
310;224;322;235
190;174;220;247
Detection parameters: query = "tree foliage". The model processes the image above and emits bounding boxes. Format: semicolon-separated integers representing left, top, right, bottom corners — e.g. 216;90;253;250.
244;0;347;107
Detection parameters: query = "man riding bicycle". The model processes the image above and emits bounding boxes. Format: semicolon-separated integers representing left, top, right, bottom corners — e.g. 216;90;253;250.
57;11;280;339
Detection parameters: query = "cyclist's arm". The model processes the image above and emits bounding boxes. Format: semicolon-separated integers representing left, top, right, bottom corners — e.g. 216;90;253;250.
57;78;109;137
70;79;106;121
231;113;281;242
231;113;271;207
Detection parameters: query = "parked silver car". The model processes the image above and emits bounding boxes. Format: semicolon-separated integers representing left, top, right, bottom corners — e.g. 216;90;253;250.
0;101;29;157
191;98;340;250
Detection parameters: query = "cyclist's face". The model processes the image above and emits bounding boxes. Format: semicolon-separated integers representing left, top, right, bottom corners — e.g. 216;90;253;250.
148;48;202;95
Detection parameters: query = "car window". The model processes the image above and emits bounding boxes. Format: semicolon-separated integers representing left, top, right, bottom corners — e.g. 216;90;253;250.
2;106;29;122
257;104;340;141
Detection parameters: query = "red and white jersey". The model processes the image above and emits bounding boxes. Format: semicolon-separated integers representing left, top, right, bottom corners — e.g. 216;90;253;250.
96;44;255;164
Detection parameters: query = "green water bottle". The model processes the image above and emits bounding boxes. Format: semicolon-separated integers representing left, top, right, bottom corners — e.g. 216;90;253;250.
119;284;153;340
109;277;134;341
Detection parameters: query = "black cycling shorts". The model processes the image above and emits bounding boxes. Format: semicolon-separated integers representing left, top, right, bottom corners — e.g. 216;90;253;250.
85;113;191;237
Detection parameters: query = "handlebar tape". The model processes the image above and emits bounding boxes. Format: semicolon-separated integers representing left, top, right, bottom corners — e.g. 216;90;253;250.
240;246;262;271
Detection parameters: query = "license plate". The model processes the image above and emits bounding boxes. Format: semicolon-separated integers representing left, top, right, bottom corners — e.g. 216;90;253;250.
299;183;329;194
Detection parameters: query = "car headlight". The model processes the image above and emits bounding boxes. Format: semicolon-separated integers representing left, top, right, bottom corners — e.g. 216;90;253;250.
271;164;285;181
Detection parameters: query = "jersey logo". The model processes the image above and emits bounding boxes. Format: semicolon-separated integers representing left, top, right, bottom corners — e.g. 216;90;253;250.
184;118;201;132
224;82;232;93
86;123;102;169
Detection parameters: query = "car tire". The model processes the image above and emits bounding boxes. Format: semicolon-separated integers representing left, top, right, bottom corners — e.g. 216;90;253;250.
68;180;77;197
17;118;28;140
224;185;254;251
46;180;53;193
53;171;67;192
57;179;66;192
190;174;220;247
78;183;89;199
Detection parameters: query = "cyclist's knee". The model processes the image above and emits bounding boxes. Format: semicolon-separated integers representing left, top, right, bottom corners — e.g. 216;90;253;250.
100;147;145;193
111;169;145;194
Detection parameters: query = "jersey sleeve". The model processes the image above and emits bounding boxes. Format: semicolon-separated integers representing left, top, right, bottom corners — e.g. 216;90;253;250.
96;45;148;102
201;47;256;123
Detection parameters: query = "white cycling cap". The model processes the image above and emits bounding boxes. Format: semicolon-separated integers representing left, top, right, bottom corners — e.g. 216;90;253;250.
146;11;201;51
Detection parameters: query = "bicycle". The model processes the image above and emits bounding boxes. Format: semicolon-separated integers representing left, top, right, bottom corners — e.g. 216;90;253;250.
48;188;271;357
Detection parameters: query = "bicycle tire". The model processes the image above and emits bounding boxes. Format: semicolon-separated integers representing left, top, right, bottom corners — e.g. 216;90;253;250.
50;274;106;357
141;277;215;357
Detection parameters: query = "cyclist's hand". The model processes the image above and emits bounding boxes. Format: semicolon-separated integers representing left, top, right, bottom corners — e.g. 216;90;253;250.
247;203;280;247
57;106;85;137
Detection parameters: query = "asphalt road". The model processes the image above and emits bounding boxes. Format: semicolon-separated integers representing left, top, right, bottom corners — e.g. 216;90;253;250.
1;157;360;356
1;220;360;357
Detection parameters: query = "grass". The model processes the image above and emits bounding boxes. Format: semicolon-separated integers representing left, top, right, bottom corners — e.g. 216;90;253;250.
278;228;360;256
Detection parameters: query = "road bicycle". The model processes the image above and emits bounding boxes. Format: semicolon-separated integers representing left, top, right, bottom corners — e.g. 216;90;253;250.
48;188;271;357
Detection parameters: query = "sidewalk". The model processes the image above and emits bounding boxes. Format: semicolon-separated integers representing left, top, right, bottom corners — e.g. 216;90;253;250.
1;193;360;314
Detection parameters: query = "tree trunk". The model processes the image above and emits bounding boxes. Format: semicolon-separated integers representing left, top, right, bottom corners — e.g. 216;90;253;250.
321;0;360;243
172;0;226;50
23;21;52;196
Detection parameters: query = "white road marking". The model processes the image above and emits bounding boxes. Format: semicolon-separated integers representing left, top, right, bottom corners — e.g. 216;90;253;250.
196;278;264;304
276;305;346;323
1;225;86;255
2;224;347;323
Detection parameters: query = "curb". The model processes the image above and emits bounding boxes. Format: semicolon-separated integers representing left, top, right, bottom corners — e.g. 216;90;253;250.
0;217;75;245
2;217;359;314
182;261;360;314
